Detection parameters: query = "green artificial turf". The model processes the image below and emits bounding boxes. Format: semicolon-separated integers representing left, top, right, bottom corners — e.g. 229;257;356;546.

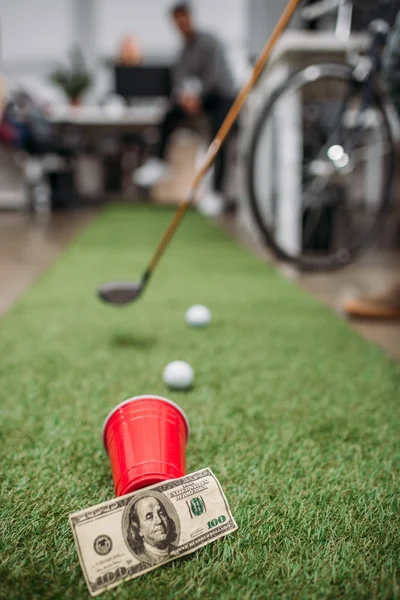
0;205;399;600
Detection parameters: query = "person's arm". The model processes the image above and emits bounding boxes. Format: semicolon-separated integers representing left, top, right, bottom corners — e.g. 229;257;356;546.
171;48;190;99
171;46;202;114
199;36;229;98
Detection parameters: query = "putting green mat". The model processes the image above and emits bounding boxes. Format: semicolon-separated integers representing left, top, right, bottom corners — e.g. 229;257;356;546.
0;205;399;600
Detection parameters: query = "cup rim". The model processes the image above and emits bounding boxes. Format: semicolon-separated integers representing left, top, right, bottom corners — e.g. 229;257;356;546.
102;394;190;449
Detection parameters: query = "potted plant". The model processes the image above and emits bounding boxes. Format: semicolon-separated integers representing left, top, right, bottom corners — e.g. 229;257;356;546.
49;46;92;105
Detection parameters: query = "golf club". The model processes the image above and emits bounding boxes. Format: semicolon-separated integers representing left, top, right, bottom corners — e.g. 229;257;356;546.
98;0;301;306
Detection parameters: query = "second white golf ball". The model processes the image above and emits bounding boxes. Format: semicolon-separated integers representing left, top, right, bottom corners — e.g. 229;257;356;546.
163;361;194;390
185;304;211;328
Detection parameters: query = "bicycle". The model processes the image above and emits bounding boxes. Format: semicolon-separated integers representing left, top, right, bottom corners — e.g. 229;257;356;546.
246;0;397;271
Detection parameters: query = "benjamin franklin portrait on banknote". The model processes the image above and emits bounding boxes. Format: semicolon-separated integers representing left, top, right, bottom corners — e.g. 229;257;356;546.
124;491;180;565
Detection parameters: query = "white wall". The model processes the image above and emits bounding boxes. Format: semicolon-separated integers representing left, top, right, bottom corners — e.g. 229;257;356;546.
97;0;247;59
0;0;72;63
97;0;179;59
0;0;73;102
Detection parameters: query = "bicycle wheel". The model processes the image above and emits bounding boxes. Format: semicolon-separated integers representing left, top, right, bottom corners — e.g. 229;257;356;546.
247;63;396;270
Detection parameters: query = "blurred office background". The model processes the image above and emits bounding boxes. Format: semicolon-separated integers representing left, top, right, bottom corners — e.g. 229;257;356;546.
0;0;399;210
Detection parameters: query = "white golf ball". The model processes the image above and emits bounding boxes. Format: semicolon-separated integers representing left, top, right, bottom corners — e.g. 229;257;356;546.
163;361;194;390
185;305;211;328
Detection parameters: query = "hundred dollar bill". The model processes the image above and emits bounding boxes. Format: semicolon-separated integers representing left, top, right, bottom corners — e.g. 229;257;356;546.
69;468;238;596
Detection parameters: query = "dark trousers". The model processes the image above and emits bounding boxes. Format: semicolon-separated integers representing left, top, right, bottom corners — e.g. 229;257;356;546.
157;93;234;193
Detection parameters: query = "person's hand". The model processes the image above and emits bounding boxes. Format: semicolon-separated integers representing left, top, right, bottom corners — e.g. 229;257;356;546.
178;93;201;115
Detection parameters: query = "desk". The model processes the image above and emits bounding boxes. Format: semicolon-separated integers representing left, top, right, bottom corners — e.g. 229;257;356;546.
48;101;168;128
0;102;169;209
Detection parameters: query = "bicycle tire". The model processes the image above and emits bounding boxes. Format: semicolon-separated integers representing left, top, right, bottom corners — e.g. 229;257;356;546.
247;62;396;271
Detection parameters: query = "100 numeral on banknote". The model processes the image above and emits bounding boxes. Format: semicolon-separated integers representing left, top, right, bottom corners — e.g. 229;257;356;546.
69;468;238;596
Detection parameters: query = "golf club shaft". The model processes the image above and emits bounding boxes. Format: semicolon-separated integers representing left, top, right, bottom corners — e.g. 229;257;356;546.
146;0;302;276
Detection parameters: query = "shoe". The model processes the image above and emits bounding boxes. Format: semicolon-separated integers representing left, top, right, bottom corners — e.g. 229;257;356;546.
197;191;224;217
343;284;400;319
133;158;170;188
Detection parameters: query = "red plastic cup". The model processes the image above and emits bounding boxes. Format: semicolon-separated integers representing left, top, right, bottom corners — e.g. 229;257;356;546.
103;395;190;497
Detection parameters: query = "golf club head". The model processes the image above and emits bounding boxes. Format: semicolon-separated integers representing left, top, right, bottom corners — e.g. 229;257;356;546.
97;281;144;305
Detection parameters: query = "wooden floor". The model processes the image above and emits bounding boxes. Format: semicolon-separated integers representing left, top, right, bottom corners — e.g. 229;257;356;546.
0;207;399;360
295;252;400;361
0;210;95;316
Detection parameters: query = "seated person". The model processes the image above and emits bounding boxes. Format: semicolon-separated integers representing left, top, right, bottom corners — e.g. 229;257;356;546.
134;2;237;211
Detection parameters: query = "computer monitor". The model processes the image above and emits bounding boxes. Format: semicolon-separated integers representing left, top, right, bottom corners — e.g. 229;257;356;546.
115;65;172;99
